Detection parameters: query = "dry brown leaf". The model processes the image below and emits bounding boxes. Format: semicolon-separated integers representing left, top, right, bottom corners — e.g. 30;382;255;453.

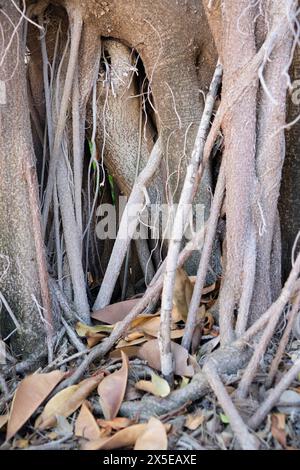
97;417;132;431
271;413;287;449
86;334;106;348
124;331;145;342
76;322;113;336
140;317;181;339
14;438;29;449
134;417;168;450
135;372;170;398
35;373;103;430
6;370;65;441
91;299;140;324
185;412;205;430
75;402;101;441
82;423;147;450
98;351;128;420
138;339;195;377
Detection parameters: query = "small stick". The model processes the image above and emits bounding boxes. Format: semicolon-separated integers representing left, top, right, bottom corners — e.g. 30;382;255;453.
249;358;300;430
203;359;259;450
60;317;86;353
237;251;300;399
182;158;225;351
266;291;300;387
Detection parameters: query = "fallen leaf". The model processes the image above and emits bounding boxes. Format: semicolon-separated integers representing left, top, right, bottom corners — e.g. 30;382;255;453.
134;417;168;450
98;351;128;420
179;377;190;388
86;334;106;348
130;313;160;329
140;316;182;339
135;372;170;398
91;299;140;324
6;370;65;441
124;331;145;342
138;339;195;377
97;417;132;431
82;423;147;450
185;412;205;430
271;413;286;448
76;322;113;336
35;373;103;430
75;402;101;441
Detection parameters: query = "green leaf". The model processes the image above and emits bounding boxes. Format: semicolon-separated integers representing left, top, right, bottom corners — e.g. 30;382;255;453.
220;413;230;424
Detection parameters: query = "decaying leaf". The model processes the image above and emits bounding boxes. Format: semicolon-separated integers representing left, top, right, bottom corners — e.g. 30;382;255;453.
82;423;147;450
271;413;287;449
135;372;170;398
91;299;140;324
98;351;129;420
140;316;183;339
134;417;168;450
35;373;103;430
6;370;65;441
138;339;195;377
75;402;101;441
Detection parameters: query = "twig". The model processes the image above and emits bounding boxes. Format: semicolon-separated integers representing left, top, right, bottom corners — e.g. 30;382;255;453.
203;359;259;450
60;317;86;353
159;62;222;382
0;291;20;330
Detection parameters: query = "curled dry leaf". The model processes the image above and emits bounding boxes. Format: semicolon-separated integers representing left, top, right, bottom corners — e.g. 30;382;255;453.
75;402;101;441
135;372;170;398
6;370;65;441
134;417;168;450
76;322;113;336
110;345;140;360
138;339;195;377
98;351;129;420
35;373;103;430
82;423;147;450
91;299;140;324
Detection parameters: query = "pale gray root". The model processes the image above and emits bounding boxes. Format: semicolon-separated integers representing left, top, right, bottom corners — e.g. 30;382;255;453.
218;2;257;345
72;22;101;239
134;236;155;286
54;224;205;392
182;157;225;351
42;7;83;230
249;358;300;430
270;211;282;302
159;62;222;381
57;152;90;324
251;1;295;321
49;277;82;323
93;138;163;310
0;3;47;358
237;251;300;399
267;291;300;387
203;360;259;450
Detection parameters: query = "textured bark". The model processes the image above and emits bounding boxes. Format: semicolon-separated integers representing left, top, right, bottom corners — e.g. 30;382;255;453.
0;3;46;357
